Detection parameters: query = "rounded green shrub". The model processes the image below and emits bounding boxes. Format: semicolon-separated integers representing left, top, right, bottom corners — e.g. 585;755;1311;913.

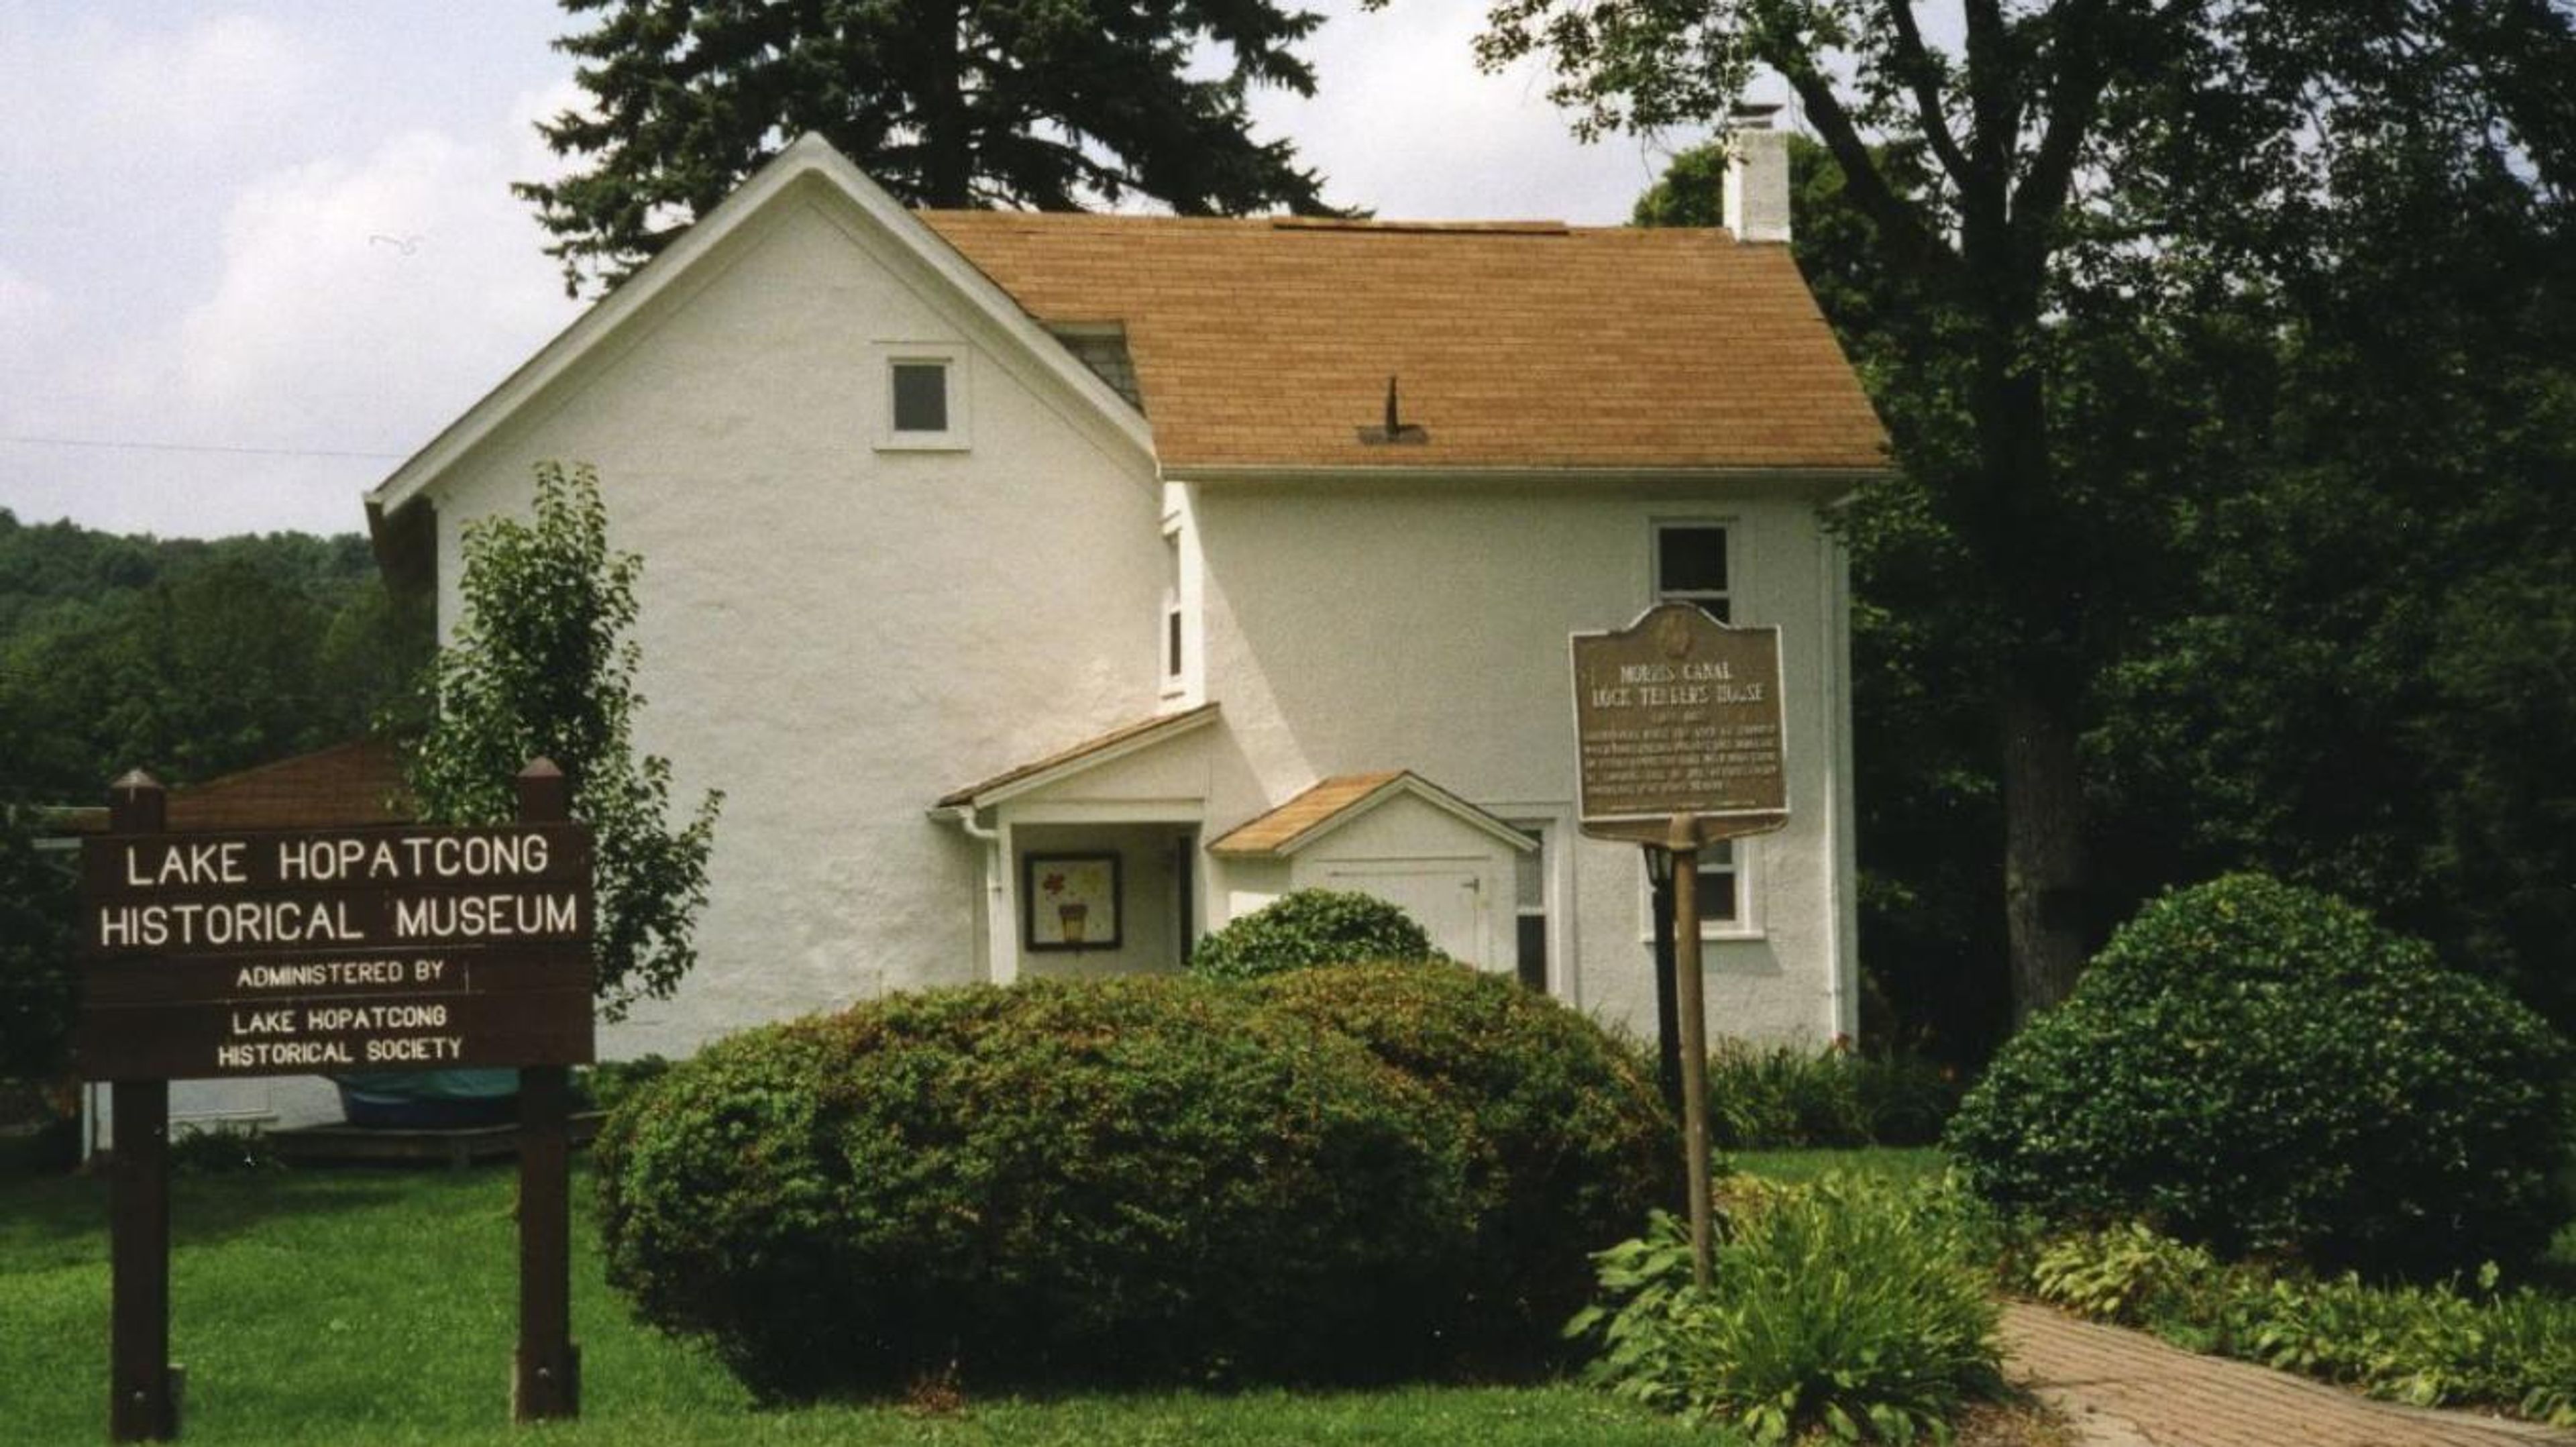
594;977;1476;1399
1251;961;1675;1369
1186;888;1435;982
1946;873;2575;1277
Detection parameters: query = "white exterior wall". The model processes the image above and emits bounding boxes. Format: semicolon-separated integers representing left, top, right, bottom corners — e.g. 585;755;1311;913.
1188;476;1856;1045
422;185;1167;1059
1282;796;1521;971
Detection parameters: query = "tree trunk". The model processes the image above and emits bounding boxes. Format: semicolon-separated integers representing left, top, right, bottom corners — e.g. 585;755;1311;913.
1998;663;2088;1020
1960;263;2095;1024
922;1;972;207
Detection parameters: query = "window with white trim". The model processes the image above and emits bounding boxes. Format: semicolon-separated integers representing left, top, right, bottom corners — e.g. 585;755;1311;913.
1654;522;1730;623
1510;821;1549;993
1652;520;1749;931
891;362;949;433
1161;531;1184;690
873;342;970;449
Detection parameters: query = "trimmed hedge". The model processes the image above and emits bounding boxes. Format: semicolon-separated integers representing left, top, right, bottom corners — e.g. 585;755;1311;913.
594;977;1476;1398
1252;961;1676;1369
1186;888;1435;982
1946;874;2575;1277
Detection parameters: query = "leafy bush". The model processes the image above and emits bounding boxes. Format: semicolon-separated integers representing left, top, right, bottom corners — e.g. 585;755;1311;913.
1705;1040;1966;1149
1947;873;2576;1277
2020;1222;2576;1427
1573;1176;2002;1443
575;1053;672;1116
594;977;1476;1399
1187;888;1434;982
1252;961;1675;1369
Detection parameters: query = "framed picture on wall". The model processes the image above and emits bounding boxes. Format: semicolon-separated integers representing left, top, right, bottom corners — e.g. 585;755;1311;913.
1025;853;1122;951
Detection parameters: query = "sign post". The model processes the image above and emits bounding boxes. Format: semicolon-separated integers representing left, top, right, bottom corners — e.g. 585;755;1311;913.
107;771;178;1442
512;761;578;1423
75;759;596;1439
1572;604;1789;1289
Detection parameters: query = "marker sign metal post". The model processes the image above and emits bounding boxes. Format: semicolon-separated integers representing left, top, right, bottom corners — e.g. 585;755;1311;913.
1572;604;1790;1288
75;761;595;1439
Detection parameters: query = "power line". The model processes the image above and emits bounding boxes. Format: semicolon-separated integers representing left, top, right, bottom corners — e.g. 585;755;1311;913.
2;433;407;462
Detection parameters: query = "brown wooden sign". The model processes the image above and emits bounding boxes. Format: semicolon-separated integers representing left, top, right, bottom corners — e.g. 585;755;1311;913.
76;823;596;1083
1570;602;1789;842
86;763;593;1440
74;981;594;1081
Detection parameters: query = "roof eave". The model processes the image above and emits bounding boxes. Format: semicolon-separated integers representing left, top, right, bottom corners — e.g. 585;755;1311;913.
368;134;1158;525
933;702;1222;812
1160;462;1890;500
1212;772;1539;859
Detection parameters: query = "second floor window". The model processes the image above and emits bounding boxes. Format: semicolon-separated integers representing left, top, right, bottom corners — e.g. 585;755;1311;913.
1655;523;1729;622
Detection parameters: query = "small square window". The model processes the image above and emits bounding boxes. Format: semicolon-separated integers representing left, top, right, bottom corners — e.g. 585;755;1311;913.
891;362;949;433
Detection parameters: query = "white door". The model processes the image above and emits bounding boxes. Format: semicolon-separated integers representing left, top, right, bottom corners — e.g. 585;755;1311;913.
1320;864;1491;969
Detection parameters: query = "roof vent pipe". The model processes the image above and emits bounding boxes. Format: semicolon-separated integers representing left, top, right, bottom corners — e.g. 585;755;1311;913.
1723;105;1792;245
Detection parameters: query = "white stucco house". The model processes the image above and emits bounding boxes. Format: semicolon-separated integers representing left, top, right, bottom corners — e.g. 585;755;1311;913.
341;124;1886;1075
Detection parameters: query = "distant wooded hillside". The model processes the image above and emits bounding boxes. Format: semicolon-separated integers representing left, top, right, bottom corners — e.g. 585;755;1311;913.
0;509;431;803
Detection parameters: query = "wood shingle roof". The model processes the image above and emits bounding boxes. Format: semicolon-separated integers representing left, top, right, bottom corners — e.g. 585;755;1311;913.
916;211;1889;475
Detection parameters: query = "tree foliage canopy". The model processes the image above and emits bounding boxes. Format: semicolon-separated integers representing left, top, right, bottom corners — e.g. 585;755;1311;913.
405;463;721;1019
0;511;427;803
1511;0;2576;1023
519;0;1342;294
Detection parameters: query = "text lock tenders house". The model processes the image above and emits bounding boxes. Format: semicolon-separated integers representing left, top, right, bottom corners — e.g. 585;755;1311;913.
366;125;1886;1056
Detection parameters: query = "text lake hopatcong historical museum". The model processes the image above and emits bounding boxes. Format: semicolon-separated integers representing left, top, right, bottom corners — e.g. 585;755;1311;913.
191;122;1889;1129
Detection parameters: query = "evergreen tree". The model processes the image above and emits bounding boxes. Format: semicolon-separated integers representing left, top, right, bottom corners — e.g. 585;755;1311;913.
518;0;1342;294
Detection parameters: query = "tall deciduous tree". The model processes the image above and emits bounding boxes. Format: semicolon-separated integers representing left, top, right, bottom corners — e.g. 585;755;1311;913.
1481;0;2576;1018
519;0;1341;294
406;463;722;1019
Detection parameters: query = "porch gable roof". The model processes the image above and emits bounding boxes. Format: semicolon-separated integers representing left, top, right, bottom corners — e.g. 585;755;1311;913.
1208;771;1536;858
933;703;1221;811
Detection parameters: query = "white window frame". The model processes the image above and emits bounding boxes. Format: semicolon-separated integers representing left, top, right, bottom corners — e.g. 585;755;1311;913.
1160;524;1185;697
1650;517;1734;623
1491;802;1576;1003
873;341;971;451
1643;516;1758;937
1638;838;1766;943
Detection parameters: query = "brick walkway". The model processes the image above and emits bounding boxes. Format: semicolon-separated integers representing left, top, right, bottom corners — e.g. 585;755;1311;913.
2000;1303;2576;1447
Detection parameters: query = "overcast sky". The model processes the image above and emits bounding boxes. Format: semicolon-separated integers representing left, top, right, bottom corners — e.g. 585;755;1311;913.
0;2;1755;541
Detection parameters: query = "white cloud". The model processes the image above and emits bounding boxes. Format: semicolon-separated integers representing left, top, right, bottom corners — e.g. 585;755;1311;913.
1252;4;1712;223
170;129;568;421
91;12;320;155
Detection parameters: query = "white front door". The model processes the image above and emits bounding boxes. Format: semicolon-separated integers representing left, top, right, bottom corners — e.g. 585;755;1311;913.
1320;863;1491;969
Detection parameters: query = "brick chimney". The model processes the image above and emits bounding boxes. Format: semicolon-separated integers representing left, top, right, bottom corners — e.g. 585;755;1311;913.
1723;106;1792;244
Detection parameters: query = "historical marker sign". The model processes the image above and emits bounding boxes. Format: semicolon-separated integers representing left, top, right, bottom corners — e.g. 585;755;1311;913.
1568;604;1793;1293
75;822;595;1083
1571;602;1788;841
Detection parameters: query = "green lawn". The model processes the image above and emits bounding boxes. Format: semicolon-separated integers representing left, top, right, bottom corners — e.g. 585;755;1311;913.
1731;1146;1948;1187
0;1163;1721;1447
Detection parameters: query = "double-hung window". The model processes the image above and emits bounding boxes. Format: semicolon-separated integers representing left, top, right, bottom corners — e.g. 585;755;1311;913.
1651;521;1750;932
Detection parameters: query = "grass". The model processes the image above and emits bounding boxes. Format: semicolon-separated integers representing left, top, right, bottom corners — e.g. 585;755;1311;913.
0;1162;1722;1447
1731;1146;1947;1189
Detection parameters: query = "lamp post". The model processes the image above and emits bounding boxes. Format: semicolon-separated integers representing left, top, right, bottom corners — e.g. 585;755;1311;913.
1642;845;1684;1122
